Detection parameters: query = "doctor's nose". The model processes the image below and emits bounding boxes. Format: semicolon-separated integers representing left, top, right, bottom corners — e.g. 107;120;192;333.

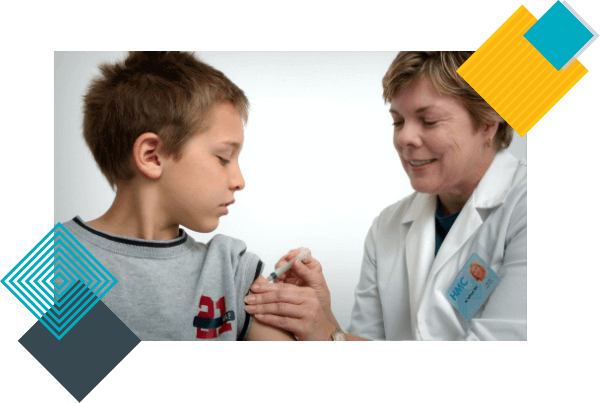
395;121;423;150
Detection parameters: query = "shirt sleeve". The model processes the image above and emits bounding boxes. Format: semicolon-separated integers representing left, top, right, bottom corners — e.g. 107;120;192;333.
348;215;386;340
235;251;263;341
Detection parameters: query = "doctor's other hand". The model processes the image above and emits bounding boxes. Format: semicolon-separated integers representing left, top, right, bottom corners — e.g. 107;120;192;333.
245;280;337;341
274;251;339;328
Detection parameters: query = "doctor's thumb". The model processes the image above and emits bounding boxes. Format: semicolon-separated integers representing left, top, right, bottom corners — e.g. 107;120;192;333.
292;260;321;288
292;259;314;280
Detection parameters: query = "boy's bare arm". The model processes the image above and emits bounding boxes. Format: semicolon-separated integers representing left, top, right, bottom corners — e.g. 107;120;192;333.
245;276;296;341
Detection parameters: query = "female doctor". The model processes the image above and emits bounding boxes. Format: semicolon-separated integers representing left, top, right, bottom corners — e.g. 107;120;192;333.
245;51;527;341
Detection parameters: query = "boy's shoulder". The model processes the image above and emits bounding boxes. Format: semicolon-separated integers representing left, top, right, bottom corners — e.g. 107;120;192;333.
206;234;260;274
205;233;248;259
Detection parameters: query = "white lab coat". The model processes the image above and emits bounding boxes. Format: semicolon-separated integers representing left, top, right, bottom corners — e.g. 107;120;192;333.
348;150;526;340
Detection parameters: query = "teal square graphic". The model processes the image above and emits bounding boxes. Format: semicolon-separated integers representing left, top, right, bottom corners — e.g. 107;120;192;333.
2;223;118;339
524;1;594;70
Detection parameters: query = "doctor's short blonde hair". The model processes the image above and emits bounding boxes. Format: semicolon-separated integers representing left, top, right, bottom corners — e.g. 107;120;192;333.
382;51;513;151
83;51;249;190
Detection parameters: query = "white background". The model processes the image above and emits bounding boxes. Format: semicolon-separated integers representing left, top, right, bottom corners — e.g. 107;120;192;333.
54;50;526;332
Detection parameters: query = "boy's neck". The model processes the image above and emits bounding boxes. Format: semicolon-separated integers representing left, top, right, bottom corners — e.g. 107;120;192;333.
87;182;180;241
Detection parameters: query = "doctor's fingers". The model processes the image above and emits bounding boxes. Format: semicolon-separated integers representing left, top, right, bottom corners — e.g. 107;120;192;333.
245;286;312;305
251;313;306;337
245;301;308;318
275;249;303;268
249;280;300;294
276;249;319;268
252;303;335;341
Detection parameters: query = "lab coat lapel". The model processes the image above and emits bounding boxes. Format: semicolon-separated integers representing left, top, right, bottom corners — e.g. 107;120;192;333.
429;150;519;283
430;197;482;279
403;192;436;329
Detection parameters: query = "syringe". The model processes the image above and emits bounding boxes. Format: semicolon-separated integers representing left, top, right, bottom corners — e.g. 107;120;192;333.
265;248;311;283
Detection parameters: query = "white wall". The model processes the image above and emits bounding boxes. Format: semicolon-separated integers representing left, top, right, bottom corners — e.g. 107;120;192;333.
55;51;527;330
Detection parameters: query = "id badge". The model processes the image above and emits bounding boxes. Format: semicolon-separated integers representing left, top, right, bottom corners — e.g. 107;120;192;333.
445;253;499;322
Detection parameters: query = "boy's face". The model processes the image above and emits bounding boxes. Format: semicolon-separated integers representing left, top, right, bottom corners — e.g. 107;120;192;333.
159;102;245;233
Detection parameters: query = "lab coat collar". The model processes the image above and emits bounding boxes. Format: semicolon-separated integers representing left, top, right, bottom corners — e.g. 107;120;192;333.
401;150;520;332
471;149;520;212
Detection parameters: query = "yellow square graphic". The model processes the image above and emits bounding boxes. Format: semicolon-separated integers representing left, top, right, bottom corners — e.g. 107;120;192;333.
457;5;588;136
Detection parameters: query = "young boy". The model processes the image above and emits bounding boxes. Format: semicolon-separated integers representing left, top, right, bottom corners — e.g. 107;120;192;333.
62;51;293;340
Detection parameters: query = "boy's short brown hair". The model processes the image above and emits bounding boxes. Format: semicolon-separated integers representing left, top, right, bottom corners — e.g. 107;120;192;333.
83;51;249;189
382;51;513;150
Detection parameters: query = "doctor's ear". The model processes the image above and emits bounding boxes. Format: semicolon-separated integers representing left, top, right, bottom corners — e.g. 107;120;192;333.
482;121;500;138
132;132;166;180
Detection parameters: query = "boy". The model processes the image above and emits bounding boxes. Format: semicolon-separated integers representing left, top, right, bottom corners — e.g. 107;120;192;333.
62;51;293;340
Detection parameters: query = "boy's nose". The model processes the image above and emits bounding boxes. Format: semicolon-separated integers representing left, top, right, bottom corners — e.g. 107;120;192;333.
232;176;245;192
230;164;245;192
231;180;246;192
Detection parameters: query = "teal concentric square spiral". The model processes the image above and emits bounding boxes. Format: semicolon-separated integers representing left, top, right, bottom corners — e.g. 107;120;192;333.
2;223;117;339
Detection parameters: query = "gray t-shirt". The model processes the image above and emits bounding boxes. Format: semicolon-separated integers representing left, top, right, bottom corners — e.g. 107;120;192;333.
63;217;263;341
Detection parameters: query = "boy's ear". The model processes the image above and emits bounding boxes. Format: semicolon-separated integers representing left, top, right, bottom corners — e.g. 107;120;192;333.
132;132;166;180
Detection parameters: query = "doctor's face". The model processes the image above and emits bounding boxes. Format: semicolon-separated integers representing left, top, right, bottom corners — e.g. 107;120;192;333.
390;77;492;198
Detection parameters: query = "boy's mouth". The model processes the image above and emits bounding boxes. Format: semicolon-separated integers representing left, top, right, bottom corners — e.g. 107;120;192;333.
220;200;235;207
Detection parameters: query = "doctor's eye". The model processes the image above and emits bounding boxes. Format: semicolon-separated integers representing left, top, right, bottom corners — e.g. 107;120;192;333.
392;120;404;128
421;118;437;127
218;156;230;166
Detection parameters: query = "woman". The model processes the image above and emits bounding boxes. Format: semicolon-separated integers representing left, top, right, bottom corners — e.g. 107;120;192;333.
245;51;526;341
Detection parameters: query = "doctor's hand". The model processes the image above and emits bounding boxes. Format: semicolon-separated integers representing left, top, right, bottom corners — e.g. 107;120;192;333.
244;280;337;341
272;250;339;328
